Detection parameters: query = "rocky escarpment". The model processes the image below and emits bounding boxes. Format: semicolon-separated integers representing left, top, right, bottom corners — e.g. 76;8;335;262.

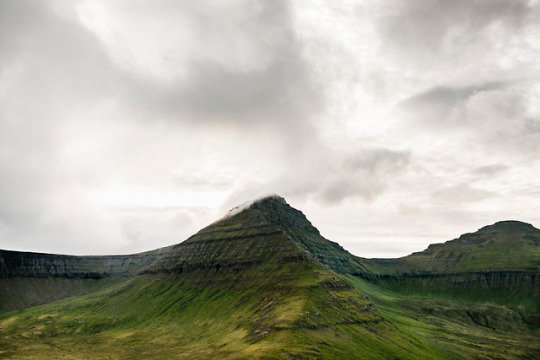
358;270;539;289
0;248;171;279
2;196;539;318
146;207;302;275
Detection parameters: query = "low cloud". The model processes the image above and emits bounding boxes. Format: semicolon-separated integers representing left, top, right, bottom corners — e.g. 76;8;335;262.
400;82;507;112
470;164;509;177
432;184;496;204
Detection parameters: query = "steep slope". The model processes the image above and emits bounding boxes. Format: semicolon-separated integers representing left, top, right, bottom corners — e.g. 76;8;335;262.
249;196;368;275
145;195;368;276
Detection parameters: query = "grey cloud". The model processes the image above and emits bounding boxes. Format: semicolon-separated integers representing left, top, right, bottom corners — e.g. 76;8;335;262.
401;82;506;110
398;80;540;159
378;0;531;58
121;0;322;128
1;0;322;126
397;82;510;128
470;164;509;176
525;118;540;133
1;0;538;258
164;57;318;122
0;1;126;250
173;174;232;190
184;3;317;122
343;148;411;173
220;147;411;209
0;1;127;106
318;149;410;205
117;207;195;253
0;0;330;256
432;184;496;204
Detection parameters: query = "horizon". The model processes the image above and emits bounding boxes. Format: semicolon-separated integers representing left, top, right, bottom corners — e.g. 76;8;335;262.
0;194;536;259
1;0;539;258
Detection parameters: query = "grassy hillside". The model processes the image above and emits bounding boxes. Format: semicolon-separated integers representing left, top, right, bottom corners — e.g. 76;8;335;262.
1;266;537;359
0;257;447;359
347;275;540;359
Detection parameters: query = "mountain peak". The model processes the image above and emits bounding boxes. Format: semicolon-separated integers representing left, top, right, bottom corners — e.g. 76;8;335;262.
478;220;535;232
221;194;317;234
223;194;287;219
217;194;366;274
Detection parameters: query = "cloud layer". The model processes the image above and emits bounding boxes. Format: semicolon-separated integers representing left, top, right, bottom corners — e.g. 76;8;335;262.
0;0;538;257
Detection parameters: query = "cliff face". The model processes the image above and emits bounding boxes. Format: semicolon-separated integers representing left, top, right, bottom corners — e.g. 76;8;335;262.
0;248;171;279
360;270;539;289
1;196;538;359
0;196;363;281
145;205;305;277
0;248;171;312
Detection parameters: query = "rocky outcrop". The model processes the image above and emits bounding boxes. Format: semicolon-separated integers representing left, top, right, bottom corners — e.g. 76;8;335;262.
358;270;539;289
249;196;368;275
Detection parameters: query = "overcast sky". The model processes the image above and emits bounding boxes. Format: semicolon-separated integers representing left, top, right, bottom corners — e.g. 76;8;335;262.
1;0;539;258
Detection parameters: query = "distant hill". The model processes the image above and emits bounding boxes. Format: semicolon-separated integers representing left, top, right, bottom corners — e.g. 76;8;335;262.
361;220;540;274
0;196;538;359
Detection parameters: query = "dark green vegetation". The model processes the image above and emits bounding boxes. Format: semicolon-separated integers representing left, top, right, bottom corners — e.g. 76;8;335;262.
0;196;539;359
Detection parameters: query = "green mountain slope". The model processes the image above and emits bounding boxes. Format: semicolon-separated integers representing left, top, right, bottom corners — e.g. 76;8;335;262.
0;196;539;359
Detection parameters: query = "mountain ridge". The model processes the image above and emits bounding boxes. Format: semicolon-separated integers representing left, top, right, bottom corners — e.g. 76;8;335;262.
0;195;539;359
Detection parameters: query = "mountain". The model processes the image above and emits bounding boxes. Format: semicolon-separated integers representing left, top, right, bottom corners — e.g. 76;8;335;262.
0;195;367;313
0;196;539;359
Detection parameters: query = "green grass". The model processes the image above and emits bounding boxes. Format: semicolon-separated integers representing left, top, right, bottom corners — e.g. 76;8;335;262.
346;275;540;359
2;267;537;359
0;259;455;359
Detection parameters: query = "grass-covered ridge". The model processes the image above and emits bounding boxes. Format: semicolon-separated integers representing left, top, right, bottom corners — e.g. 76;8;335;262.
359;220;540;274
